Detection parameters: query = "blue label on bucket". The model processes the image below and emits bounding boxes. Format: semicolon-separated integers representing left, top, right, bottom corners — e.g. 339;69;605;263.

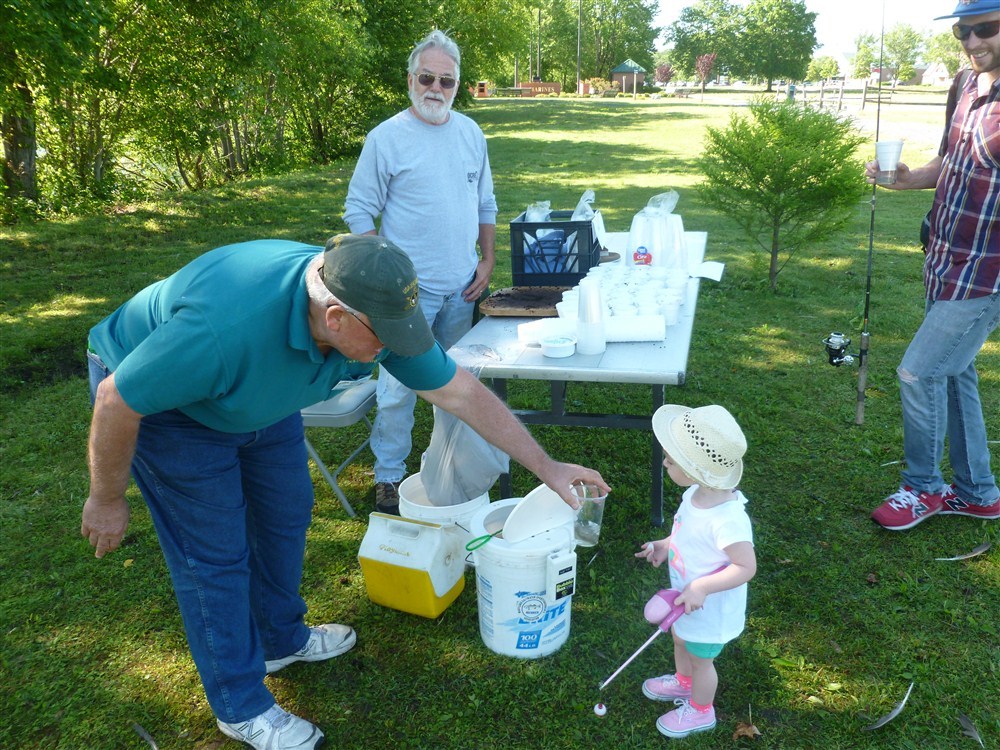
517;630;542;650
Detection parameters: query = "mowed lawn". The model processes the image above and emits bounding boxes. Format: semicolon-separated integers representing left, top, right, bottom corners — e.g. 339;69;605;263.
1;93;997;749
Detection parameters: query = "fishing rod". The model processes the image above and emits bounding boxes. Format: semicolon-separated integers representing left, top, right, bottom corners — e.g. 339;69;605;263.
822;0;886;426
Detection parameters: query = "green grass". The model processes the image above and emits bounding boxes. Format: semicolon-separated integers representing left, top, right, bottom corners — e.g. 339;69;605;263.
2;96;998;749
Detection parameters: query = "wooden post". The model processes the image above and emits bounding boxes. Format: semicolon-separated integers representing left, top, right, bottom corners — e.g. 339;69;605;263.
861;79;868;111
837;80;845;112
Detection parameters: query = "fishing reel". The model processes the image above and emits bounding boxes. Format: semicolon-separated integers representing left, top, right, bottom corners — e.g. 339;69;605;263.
822;332;857;367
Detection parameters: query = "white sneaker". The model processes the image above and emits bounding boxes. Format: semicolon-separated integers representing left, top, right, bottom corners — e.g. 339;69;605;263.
265;623;356;674
217;704;323;749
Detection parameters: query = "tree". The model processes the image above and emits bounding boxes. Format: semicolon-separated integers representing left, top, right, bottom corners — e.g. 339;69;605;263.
852;33;878;79
504;0;659;90
1;0;103;203
667;0;740;80
925;30;965;78
696;53;717;95
656;63;676;84
883;24;925;82
733;0;817;91
590;0;659;81
698;97;867;291
2;0;662;219
806;55;841;81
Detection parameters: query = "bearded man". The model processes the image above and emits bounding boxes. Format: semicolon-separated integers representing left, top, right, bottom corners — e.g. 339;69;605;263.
343;30;497;513
865;0;999;530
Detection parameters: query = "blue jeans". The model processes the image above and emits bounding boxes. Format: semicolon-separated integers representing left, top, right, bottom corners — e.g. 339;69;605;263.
88;352;313;722
372;283;474;482
898;293;1000;504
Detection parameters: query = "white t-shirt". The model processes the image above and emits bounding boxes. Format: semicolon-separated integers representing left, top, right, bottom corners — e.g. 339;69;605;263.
343;109;498;296
667;486;754;644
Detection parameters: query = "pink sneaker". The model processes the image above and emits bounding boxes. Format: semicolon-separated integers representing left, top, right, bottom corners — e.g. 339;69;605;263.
939;484;1000;520
871;486;945;530
642;674;692;701
656;699;716;738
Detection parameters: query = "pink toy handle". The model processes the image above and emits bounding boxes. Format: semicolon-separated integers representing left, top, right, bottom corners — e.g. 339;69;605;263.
643;564;729;632
658;589;685;633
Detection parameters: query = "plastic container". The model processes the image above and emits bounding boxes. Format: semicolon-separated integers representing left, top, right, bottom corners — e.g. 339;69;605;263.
469;495;577;658
510;210;601;287
358;513;466;619
398;472;489;549
541;335;576;358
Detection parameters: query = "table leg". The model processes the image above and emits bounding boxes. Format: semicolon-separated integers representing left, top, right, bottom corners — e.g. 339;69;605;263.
650;384;665;527
493;378;514;497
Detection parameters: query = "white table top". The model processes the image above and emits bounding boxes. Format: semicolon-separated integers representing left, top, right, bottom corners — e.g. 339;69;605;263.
449;231;707;386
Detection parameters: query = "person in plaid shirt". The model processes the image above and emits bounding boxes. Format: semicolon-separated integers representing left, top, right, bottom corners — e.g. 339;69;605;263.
865;0;999;531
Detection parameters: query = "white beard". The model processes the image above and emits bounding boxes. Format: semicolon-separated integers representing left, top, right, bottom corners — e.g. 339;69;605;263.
410;89;452;124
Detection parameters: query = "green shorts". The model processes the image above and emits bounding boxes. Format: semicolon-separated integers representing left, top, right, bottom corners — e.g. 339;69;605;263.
683;640;725;659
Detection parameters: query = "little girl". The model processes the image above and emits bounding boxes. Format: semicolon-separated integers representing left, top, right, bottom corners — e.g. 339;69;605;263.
635;403;756;739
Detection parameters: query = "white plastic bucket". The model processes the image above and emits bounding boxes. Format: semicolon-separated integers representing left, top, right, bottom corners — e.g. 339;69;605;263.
398;472;489;549
469;498;577;658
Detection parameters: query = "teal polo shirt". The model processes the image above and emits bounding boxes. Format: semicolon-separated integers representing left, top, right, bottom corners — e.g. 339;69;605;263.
88;240;456;433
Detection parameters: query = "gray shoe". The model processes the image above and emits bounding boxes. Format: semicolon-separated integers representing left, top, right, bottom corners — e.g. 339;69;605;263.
217;704;324;749
265;623;356;674
375;481;401;514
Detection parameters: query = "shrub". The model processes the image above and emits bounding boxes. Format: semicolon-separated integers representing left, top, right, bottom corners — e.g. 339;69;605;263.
698;97;868;290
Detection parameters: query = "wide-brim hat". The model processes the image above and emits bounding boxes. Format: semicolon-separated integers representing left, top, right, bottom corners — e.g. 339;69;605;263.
652;404;746;490
935;0;999;19
321;234;433;357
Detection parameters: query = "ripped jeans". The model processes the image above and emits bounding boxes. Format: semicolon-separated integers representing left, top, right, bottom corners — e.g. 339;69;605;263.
898;293;1000;504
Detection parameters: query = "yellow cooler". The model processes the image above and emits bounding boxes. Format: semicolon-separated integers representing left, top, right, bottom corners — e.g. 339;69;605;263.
358;513;466;618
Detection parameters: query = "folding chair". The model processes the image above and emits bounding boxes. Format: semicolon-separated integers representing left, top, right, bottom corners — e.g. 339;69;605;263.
301;379;378;517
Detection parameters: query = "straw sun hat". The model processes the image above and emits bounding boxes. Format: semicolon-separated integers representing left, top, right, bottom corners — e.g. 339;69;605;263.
652;404;747;490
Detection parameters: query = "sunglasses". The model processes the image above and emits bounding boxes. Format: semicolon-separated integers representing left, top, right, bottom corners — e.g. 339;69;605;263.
416;73;457;89
952;20;1000;40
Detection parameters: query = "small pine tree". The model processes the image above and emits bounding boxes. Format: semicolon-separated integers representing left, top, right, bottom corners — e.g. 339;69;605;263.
698;97;867;291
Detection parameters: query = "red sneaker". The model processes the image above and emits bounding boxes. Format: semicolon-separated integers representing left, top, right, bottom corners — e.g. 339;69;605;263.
939;484;1000;520
871;486;945;530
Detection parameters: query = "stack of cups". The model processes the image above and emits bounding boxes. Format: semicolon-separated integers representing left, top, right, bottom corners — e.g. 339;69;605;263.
576;277;606;355
661;269;687;326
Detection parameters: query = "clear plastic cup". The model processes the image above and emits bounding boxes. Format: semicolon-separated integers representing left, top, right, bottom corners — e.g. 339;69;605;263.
573;483;608;547
875;140;903;185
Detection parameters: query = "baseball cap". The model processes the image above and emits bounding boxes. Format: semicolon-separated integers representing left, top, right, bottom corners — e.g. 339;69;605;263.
320;234;433;357
935;0;999;19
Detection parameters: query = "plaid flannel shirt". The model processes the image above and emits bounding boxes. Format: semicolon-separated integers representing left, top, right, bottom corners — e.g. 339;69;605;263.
924;74;1000;301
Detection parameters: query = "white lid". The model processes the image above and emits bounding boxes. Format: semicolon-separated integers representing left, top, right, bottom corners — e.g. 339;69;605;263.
502;484;574;543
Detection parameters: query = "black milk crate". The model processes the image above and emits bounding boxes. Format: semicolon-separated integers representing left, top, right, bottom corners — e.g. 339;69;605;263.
510;210;601;287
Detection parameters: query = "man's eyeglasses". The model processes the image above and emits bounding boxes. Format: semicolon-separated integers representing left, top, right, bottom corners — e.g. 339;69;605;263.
320;290;380;341
343;309;388;361
416;73;457;89
952;20;1000;41
347;310;379;340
